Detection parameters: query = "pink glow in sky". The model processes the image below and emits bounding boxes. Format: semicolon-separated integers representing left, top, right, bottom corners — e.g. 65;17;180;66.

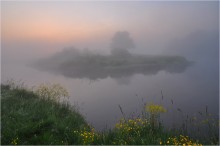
1;1;218;62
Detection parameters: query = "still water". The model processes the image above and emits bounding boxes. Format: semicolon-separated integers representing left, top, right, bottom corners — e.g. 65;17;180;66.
2;57;219;131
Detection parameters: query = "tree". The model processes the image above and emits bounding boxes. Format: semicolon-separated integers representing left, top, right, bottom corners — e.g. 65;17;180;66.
110;31;135;57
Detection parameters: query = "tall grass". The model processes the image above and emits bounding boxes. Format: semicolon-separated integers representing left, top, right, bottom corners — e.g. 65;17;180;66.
1;83;89;145
1;81;219;145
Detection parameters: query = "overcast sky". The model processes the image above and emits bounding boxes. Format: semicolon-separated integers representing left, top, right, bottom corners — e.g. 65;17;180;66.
1;1;219;63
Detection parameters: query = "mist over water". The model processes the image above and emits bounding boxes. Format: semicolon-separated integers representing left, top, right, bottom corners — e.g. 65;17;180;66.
1;1;219;131
31;31;192;81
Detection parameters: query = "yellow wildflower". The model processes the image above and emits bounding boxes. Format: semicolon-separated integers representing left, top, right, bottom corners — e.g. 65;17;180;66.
146;103;167;114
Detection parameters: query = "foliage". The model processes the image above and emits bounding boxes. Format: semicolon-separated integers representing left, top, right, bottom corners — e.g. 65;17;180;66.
73;127;100;145
145;103;167;114
1;82;218;145
110;118;162;145
35;83;69;102
160;135;202;145
145;103;167;129
1;84;87;145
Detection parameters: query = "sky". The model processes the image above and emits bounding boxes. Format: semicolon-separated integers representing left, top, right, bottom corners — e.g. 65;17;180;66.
1;1;219;63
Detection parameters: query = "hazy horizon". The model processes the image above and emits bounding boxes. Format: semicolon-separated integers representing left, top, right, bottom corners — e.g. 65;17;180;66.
2;1;219;64
1;1;219;132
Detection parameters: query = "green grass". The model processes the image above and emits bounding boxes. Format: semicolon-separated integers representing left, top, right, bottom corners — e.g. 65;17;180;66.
1;83;219;145
1;84;89;145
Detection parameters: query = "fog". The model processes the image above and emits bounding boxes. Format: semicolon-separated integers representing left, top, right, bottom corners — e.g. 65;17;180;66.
166;30;219;61
2;1;218;65
31;31;192;81
1;1;219;131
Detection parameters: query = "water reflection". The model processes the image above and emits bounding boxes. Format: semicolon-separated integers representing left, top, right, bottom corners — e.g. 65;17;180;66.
32;48;192;81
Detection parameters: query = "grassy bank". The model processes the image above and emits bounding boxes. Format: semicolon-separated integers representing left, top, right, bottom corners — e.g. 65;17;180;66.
1;84;90;145
1;83;219;145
